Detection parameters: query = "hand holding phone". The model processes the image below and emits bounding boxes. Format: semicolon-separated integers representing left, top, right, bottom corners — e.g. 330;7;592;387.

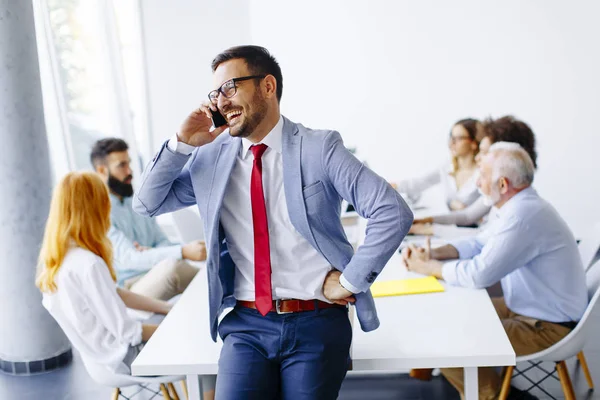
178;105;228;147
211;108;227;128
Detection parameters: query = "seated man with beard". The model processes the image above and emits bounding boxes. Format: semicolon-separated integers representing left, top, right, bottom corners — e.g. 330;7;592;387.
91;138;205;300
403;139;587;400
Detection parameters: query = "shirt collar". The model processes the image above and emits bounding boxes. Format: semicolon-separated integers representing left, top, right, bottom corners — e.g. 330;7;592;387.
241;116;284;159
497;186;536;217
109;192;131;206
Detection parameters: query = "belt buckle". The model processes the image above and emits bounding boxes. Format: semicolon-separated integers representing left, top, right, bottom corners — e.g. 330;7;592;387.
276;299;293;315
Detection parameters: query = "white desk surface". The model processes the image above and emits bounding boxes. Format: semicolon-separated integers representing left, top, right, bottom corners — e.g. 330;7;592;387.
351;253;514;370
132;262;222;376
132;253;515;377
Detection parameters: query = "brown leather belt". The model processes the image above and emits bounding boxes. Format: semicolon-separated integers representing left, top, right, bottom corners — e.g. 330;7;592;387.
237;299;345;314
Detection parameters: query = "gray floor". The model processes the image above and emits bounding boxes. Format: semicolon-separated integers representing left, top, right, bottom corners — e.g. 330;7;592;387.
2;309;600;400
2;351;600;399
0;352;460;400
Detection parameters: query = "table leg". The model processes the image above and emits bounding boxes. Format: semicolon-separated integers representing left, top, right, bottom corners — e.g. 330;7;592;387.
186;375;204;400
464;367;478;400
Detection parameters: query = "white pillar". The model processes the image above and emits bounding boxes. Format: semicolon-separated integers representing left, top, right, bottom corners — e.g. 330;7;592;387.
0;0;71;373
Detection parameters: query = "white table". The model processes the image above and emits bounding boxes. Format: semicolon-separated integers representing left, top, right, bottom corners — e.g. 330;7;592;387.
352;253;515;398
132;254;514;399
132;263;221;400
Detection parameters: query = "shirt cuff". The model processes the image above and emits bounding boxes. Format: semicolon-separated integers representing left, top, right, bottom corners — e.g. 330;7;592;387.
441;260;460;285
448;238;476;260
340;274;361;294
168;134;195;155
170;244;184;260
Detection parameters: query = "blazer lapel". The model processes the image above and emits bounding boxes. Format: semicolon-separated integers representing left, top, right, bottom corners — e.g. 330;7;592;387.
281;117;319;250
207;138;241;242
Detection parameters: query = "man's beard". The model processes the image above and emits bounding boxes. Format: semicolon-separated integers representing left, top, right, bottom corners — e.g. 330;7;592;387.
478;186;500;207
108;173;133;198
229;91;268;138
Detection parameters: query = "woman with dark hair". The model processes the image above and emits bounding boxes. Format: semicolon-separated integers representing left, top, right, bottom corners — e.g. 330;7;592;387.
393;118;483;211
411;116;538;235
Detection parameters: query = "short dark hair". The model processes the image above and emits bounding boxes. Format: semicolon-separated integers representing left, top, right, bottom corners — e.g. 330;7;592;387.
483;116;538;168
211;45;283;102
90;138;128;169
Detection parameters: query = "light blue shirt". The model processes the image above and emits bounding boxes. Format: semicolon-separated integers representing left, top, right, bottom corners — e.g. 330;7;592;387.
108;193;182;285
442;187;587;323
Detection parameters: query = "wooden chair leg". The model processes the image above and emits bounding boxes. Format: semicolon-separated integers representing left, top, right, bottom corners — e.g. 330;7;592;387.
160;383;172;400
578;351;595;389
167;382;180;400
556;361;577;400
111;388;120;400
498;365;514;400
180;380;189;400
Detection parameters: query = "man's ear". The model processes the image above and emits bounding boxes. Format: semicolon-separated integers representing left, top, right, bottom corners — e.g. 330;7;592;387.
95;164;108;178
499;177;509;195
263;75;277;99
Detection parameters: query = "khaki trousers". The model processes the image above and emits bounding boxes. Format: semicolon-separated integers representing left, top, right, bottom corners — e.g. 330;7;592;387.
441;297;572;400
124;258;199;300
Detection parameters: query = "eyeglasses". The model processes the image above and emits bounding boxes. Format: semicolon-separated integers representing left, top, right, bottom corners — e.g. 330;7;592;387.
208;75;266;104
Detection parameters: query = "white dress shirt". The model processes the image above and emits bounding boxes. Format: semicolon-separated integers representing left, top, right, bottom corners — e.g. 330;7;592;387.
442;187;588;323
42;247;143;373
168;116;357;302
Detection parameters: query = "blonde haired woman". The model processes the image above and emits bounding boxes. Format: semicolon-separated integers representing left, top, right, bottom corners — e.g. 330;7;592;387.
393;118;483;211
36;172;171;374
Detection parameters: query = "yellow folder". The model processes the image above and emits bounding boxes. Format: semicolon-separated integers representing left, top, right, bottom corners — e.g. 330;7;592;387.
370;276;445;297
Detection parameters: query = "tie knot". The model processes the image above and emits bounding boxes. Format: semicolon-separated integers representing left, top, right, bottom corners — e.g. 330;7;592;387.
251;144;268;160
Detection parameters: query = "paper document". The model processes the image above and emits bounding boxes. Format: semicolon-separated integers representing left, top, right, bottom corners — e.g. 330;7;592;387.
371;276;445;297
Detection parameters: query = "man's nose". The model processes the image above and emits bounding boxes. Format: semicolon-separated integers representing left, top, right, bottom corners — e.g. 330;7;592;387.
217;94;231;111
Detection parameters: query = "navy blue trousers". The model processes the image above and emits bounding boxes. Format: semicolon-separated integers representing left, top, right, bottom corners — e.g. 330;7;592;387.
215;305;352;400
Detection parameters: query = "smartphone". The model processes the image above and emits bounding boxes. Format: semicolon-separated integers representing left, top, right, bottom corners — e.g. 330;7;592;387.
211;108;227;128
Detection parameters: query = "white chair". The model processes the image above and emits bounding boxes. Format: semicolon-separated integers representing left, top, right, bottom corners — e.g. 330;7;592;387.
498;259;600;400
82;358;187;400
171;207;205;243
579;221;600;271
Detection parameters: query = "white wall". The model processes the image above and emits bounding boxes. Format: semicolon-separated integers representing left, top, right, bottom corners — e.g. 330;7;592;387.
142;0;599;235
140;0;252;231
140;0;251;150
248;0;599;235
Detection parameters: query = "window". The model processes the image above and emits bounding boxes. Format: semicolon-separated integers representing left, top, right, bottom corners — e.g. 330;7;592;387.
34;0;148;179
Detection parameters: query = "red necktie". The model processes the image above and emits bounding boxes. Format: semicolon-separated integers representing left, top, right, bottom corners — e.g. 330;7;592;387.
250;144;272;316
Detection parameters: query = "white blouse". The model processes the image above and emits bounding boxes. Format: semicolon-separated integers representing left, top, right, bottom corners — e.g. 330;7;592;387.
397;163;480;210
42;247;142;373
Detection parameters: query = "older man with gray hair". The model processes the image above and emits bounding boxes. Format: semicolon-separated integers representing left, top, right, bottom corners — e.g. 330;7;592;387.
403;138;587;399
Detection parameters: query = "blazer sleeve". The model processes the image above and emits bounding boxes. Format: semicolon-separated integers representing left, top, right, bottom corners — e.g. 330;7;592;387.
133;141;197;217
322;131;413;292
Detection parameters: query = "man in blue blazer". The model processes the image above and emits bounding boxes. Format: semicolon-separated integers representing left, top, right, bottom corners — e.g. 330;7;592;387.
133;45;413;399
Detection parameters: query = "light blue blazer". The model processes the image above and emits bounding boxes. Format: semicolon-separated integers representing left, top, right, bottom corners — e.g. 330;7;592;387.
133;116;413;341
